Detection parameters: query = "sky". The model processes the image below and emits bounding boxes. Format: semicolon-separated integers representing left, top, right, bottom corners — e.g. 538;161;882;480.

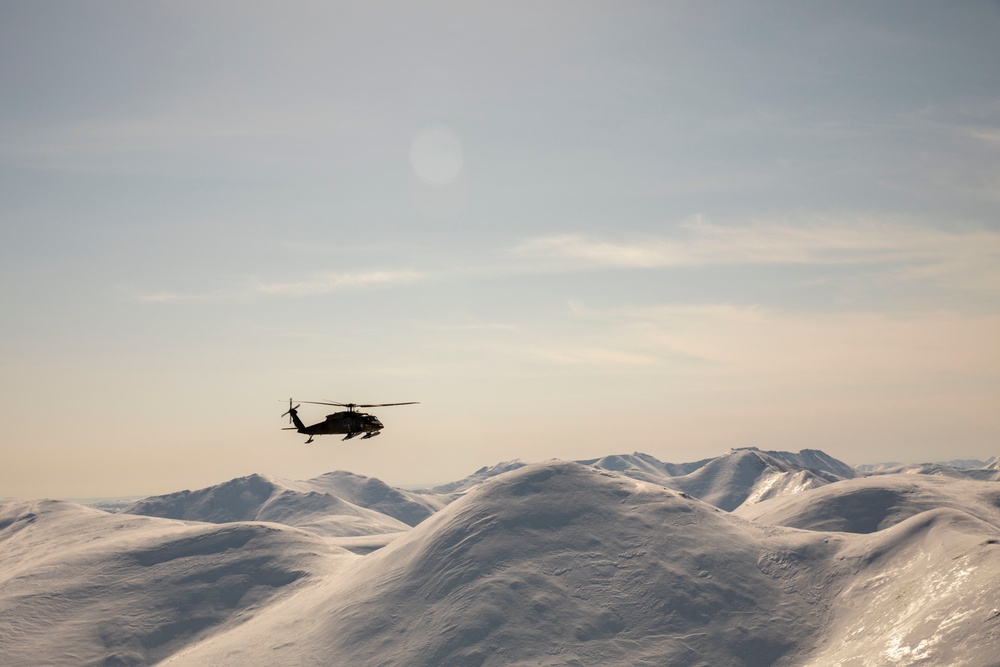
2;1;999;498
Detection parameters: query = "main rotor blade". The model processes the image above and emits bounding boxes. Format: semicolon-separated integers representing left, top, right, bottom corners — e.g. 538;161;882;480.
298;400;351;407
354;402;420;408
298;400;419;408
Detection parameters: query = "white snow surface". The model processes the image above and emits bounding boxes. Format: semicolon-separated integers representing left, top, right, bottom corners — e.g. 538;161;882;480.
120;470;441;545
0;500;348;666
858;459;1000;478
734;474;1000;534
3;449;1000;666
580;448;846;511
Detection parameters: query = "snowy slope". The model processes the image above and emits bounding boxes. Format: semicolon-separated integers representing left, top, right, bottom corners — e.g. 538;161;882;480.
6;451;1000;667
801;508;1000;667
576;449;851;511
734;474;1000;534
0;499;347;667
161;461;1000;667
281;471;443;524
424;459;528;494
873;463;1000;481
758;448;858;479
577;451;713;482
668;448;844;511
122;449;855;538
163;462;844;666
857;457;1000;474
122;471;437;539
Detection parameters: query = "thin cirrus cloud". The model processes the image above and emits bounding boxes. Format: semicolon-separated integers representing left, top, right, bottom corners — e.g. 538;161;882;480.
513;218;1000;295
513;218;997;266
133;290;225;303
257;269;426;296
133;269;426;302
2;105;382;163
131;221;1000;304
535;300;1000;379
527;346;664;368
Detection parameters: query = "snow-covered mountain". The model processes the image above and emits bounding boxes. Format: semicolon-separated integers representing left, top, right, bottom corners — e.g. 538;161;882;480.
121;471;441;540
0;499;345;667
858;457;1000;476
580;447;852;511
163;463;841;666
578;451;713;480
4;448;1000;666
734;473;1000;534
758;447;858;479
860;463;1000;480
424;459;529;494
667;448;846;511
122;448;855;539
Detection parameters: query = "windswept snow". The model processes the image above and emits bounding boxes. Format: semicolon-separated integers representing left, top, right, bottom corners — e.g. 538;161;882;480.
162;463;840;667
4;449;1000;666
734;474;1000;534
801;509;1000;667
425;460;529;495
578;451;713;480
666;448;845;512
0;499;346;667
858;459;1000;479
759;448;858;480
579;448;851;512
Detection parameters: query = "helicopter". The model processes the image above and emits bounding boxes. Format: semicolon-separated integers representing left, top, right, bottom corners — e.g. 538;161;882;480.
281;399;418;443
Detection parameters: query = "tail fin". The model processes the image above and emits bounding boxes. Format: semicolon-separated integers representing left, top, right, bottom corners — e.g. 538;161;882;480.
288;408;306;431
282;399;307;431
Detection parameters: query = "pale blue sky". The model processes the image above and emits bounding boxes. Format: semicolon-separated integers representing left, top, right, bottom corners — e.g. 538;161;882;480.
2;1;999;497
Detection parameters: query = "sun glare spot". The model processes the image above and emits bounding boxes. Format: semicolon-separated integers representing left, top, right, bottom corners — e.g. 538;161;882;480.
409;125;463;186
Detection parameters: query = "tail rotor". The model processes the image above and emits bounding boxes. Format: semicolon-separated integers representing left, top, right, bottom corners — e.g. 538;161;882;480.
282;398;300;424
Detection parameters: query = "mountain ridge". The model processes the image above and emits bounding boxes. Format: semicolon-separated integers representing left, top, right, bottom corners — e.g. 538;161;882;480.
5;447;1000;666
121;449;858;534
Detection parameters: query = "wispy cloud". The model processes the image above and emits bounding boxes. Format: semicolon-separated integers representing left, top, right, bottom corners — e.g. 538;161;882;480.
135;292;189;303
257;270;425;296
968;126;1000;146
131;289;241;303
130;269;426;303
414;320;520;333
1;105;382;164
528;346;662;367
515;219;993;266
513;218;1000;298
560;300;1000;381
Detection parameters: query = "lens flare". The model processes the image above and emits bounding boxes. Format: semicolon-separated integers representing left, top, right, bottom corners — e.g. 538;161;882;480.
409;125;463;186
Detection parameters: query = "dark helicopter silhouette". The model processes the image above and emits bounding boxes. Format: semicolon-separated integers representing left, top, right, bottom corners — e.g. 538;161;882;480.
281;399;418;443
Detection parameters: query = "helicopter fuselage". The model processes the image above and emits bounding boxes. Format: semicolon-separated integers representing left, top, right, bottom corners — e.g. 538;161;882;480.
286;407;383;442
316;411;384;436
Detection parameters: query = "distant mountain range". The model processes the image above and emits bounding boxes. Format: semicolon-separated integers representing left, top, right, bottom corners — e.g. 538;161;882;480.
3;447;999;666
857;456;1000;474
122;470;438;538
